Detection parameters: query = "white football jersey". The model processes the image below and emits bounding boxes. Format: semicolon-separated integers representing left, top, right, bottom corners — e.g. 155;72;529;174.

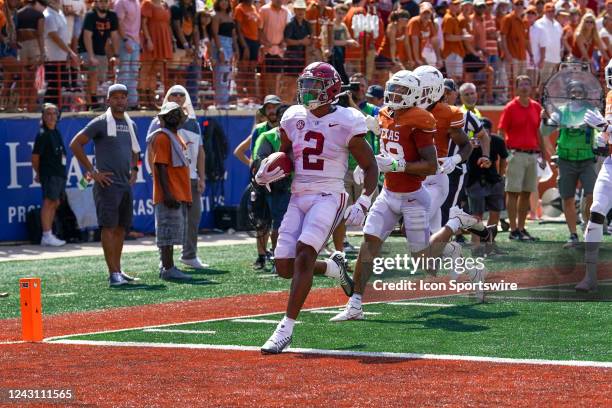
280;105;367;194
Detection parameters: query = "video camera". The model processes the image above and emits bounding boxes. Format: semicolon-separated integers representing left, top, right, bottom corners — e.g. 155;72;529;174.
336;82;361;108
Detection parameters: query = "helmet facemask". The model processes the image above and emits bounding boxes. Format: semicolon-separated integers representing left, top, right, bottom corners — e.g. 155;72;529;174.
297;77;327;110
384;82;418;111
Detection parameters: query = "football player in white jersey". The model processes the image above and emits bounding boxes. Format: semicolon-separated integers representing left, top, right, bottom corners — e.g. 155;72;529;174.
254;62;379;354
578;59;612;292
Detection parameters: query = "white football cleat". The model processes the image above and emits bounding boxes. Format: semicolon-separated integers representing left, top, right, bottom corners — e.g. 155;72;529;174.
329;303;364;322
260;329;292;354
449;206;484;230
468;266;487;303
575;278;598;293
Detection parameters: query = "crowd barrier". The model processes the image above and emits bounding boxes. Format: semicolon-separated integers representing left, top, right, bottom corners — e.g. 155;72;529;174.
0;111;256;242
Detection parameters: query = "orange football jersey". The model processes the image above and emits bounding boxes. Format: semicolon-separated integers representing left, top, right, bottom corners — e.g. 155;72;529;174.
430;102;464;157
606;90;612;120
379;106;437;193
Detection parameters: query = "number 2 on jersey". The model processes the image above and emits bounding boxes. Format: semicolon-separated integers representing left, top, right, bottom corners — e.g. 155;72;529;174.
303;131;325;170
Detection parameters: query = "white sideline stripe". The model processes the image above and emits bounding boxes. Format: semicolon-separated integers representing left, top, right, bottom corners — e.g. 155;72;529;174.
0;341;26;345
46;339;612;368
142;329;216;335
231;319;302;324
487;296;590;301
388;302;455;307
42;279;612;343
47;292;76;297
257;274;278;278
529;289;578;293
308;310;381;315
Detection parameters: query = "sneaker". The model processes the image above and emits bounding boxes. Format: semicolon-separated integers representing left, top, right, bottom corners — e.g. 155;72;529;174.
519;229;537;241
468;266;487;303
329;302;364;322
253;256;266;270
266;250;274;262
120;271;140;282
330;251;354;297
261;329;293;354
509;229;522;240
160;266;192;281
180;257;209;269
343;241;358;254
41;234;66;247
575;278;597;292
449;206;484;230
109;272;129;287
563;233;579;249
500;219;510;232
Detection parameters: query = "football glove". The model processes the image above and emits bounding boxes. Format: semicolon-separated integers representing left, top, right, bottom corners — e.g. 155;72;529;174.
438;154;462;175
344;194;372;226
584;109;610;133
365;115;381;135
353;166;364;185
375;154;406;173
254;156;287;191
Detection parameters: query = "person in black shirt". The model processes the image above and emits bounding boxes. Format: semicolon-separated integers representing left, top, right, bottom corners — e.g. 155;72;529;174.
32;103;67;247
466;116;508;254
283;0;312;101
78;0;120;109
170;0;201;100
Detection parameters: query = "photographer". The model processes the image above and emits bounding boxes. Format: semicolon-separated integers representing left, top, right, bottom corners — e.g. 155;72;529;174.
541;81;598;248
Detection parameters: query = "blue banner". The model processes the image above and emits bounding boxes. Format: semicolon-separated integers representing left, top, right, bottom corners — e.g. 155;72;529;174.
0;113;255;242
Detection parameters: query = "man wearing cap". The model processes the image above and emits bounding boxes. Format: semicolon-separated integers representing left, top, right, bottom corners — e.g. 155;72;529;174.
234;94;281;269
532;2;563;93
365;84;384;106
70;84;141;286
442;0;471;81
148;102;193;281
283;0;313;101
501;0;533;78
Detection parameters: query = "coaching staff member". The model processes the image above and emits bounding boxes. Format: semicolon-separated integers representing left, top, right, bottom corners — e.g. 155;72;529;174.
70;83;141;287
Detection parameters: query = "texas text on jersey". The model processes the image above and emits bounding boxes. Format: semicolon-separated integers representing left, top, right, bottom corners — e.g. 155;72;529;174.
280;104;367;194
378;106;437;193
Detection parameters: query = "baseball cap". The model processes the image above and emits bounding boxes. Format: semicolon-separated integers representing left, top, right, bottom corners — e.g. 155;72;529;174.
293;0;307;9
158;101;182;116
366;85;384;99
107;83;128;98
420;1;434;12
263;95;282;106
474;0;486;7
444;79;457;92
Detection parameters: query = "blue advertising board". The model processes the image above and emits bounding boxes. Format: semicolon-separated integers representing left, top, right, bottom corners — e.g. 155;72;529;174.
0;113;255;242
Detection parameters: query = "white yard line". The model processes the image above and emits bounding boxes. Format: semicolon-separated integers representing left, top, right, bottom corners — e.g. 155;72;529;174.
45;339;612;369
529;289;580;293
231;319;301;324
142;329;216;335
47;292;76;297
308;310;381;315
387;302;456;307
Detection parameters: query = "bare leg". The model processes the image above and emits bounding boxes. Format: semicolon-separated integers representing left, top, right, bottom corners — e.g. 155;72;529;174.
506;192;519;231
333;222;345;252
562;197;577;235
353;234;383;296
101;227;123;275
517;191;531;230
285;242;319;319
40;199;60;232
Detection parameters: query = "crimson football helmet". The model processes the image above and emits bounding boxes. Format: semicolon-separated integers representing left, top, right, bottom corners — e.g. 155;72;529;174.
297;62;342;110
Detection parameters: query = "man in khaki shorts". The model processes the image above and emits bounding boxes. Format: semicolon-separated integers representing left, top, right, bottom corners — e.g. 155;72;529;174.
498;75;551;241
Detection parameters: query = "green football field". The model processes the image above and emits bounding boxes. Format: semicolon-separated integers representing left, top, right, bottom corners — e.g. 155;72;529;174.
47;284;612;362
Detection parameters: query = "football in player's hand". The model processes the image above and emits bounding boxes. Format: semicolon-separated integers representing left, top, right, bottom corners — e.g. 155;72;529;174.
266;151;293;174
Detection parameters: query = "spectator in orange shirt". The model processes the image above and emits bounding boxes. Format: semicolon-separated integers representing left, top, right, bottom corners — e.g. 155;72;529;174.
500;0;532;79
234;0;260;61
375;8;410;72
259;0;289;98
562;8;580;57
571;12;609;64
442;0;471;81
305;0;333;63
407;1;441;67
484;0;507;103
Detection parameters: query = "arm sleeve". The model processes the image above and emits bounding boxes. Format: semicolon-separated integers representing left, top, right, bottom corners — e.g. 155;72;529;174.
449;108;465;128
152;133;171;165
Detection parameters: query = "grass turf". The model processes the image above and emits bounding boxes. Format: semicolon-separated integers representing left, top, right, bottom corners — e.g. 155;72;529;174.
1;221;611;320
54;285;612;362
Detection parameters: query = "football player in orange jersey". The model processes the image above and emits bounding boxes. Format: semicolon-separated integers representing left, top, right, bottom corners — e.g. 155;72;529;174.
578;59;612;292
330;70;441;321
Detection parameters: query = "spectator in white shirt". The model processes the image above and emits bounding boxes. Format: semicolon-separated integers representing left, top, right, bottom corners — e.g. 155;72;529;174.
599;13;612;57
533;2;563;92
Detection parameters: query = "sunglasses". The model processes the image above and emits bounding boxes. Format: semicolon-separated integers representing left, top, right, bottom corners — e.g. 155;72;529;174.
170;92;186;97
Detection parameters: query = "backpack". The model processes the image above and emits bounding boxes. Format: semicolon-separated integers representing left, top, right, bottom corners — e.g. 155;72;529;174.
202;118;229;182
26;208;42;244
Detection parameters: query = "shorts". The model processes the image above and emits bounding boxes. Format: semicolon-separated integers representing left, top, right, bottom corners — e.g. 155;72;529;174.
505;151;538;193
275;192;348;259
445;53;463;79
591;156;612;216
363;187;431;253
264;54;283;73
466;180;505;214
557;158;597;199
93;183;133;228
80;53;109;79
40;175;66;201
18;39;41;64
266;190;291;230
154;202;187;247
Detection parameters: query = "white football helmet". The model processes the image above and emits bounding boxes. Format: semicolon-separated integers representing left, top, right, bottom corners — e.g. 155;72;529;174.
606;59;612;89
413;65;444;108
384;70;421;111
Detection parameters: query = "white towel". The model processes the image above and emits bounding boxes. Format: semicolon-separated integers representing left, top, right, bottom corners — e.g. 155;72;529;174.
105;108;141;154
